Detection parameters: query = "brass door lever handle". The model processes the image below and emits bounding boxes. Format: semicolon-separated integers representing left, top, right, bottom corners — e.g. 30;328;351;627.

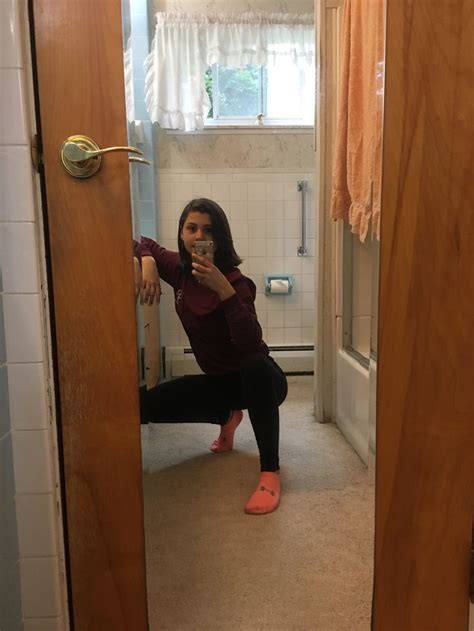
129;156;151;166
60;134;145;178
63;142;143;162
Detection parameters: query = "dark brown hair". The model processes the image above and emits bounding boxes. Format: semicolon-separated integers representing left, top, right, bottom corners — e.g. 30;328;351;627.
177;198;242;272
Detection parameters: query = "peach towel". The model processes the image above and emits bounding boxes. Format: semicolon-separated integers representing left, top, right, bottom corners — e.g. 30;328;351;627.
330;0;385;242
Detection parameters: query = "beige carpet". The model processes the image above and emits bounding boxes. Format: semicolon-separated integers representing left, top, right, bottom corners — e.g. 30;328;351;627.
141;376;375;631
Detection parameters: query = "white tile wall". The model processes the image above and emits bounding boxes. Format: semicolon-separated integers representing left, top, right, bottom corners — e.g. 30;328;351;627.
16;494;57;557
0;1;67;628
4;294;44;362
0;0;23;68
12;430;55;494
0;69;29;145
0;222;40;293
23;619;65;631
0;147;35;221
19;557;62;618
156;170;317;348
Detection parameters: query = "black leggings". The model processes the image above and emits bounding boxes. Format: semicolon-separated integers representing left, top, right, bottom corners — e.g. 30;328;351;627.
139;354;288;471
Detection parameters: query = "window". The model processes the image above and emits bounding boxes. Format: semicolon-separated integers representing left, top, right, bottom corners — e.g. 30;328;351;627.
204;61;315;126
144;12;314;131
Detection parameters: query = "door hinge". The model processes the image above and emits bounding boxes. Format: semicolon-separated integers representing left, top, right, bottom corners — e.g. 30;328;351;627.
471;523;474;603
469;524;474;604
31;134;43;172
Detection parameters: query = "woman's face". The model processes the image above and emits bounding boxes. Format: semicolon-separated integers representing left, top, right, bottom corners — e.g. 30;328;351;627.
180;211;214;255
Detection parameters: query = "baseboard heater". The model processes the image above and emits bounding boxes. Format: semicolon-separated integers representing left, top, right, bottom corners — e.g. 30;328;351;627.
162;345;314;379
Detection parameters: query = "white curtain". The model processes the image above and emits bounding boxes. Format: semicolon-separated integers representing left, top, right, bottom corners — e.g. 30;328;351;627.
144;12;314;132
123;38;135;123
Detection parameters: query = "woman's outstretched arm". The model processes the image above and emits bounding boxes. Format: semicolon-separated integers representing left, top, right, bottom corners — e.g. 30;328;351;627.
141;236;181;304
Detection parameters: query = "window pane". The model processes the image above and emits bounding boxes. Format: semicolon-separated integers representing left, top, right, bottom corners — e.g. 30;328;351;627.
217;65;260;117
266;60;315;123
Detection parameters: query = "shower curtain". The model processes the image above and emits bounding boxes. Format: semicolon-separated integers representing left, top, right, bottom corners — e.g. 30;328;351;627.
330;0;385;241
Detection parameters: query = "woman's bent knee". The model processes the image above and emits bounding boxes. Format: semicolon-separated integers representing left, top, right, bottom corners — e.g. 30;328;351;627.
239;354;288;403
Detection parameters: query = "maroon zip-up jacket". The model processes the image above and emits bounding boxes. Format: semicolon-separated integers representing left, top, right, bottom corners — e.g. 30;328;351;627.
141;237;269;375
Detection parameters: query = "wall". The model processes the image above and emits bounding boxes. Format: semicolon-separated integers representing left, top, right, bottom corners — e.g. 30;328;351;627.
156;130;315;170
0;282;22;625
153;0;312;14
156;168;316;348
147;0;316;349
127;0;157;240
0;2;67;629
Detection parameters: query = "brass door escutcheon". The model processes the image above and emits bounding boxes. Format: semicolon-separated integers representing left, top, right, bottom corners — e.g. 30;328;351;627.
60;134;144;178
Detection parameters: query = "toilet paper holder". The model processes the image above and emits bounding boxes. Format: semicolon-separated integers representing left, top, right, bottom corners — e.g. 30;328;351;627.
264;274;293;295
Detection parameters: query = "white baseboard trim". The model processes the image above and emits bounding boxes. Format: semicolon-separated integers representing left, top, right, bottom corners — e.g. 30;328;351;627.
163;345;314;379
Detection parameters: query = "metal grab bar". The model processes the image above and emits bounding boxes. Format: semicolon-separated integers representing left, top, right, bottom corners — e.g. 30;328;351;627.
297;180;308;256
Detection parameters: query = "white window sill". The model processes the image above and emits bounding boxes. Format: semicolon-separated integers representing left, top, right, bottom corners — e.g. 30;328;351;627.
164;125;314;136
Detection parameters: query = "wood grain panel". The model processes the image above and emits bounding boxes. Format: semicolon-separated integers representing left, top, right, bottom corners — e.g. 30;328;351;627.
374;2;474;629
31;1;147;628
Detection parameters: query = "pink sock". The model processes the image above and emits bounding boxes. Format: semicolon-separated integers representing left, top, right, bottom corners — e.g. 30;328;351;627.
210;410;243;453
244;471;281;515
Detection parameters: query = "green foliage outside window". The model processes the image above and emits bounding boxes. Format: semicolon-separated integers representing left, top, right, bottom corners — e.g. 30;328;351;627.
204;67;213;117
205;65;261;119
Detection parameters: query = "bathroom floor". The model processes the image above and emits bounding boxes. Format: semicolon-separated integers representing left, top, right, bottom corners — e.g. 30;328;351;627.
141;376;374;630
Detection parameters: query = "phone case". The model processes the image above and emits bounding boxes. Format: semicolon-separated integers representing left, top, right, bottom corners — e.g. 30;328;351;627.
193;240;214;263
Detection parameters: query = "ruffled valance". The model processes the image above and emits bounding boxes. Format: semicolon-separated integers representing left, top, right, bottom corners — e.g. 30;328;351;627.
144;12;315;131
123;38;135;123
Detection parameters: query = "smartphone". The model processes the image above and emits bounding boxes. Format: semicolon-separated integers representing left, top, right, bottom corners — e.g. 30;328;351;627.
193;240;214;264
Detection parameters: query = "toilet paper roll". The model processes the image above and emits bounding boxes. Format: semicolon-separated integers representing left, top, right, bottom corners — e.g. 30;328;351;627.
269;279;290;294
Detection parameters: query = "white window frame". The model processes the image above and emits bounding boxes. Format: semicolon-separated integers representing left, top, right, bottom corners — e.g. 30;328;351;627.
204;63;314;128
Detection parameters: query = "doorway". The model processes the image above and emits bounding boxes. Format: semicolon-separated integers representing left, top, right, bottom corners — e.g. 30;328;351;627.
28;1;474;628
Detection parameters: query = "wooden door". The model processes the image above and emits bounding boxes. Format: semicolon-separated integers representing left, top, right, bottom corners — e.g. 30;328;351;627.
30;1;148;629
374;1;474;629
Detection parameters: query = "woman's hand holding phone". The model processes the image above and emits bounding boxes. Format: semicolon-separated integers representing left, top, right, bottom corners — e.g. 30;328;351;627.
191;253;235;301
192;240;214;264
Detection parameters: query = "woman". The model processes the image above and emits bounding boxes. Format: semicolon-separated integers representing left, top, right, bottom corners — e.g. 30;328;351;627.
140;198;287;515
